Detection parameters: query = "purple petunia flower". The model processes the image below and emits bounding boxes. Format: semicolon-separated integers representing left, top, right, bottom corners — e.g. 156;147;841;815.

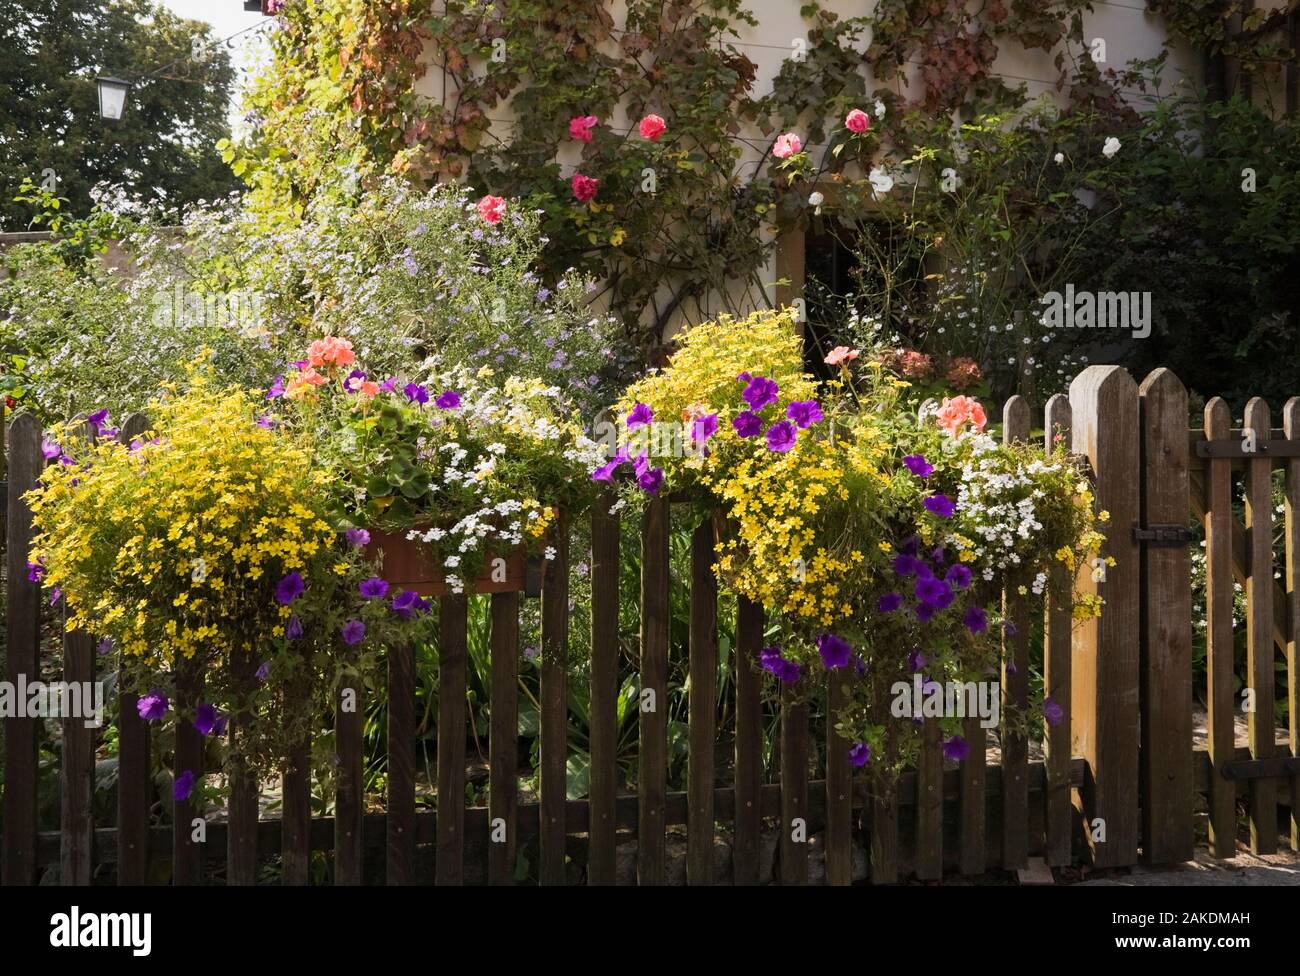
765;421;797;453
786;400;823;429
286;615;304;641
742;376;779;411
1043;698;1064;727
1006;660;1018;675
97;637;114;656
626;402;654;429
344;370;367;393
963;605;988;634
255;661;271;681
41;437;61;461
945;564;972;589
892;553;922;577
691;413;719;449
275;571;305;605
633;453;664;494
379;378;398;393
915;602;936;623
435;390;461;410
915;574;954;609
194;703;221;737
898;534;921;556
903;454;934;478
86;409;110;436
759;645;802;684
849;742;872;767
266;375;286;399
391;589;431;620
345;527;371;548
923;494;955;518
732;411;762;438
341;619;366;645
1004;621;1018;638
816;633;853;669
942;735;971;763
173;770;196;802
26;560;44;583
359;577;390;600
404;383;429;405
137;692;168;722
877;592;903;612
908;649;927;673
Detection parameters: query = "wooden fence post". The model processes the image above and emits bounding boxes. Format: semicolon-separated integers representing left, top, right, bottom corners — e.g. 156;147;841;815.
1244;398;1278;854
1137;369;1194;864
538;511;570;884
3;413;43;884
488;591;520;885
1001;396;1032;872
1069;365;1141;868
638;497;669;884
1043;394;1074;866
438;593;469;884
687;515;718;884
1284;398;1300;853
587;495;620;884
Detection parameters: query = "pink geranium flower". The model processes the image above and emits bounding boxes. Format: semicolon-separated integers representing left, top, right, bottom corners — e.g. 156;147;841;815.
845;108;870;133
824;345;859;366
773;132;802;159
571;173;599;202
936;395;988;438
638;114;666;141
306;336;356;370
477;194;506;224
569;115;598;143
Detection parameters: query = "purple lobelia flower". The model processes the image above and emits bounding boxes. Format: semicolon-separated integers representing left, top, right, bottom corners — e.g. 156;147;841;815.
816;633;853;669
404;383;429;405
908;649;927;673
345;527;371;548
732;411;762;438
137;691;168;722
341;619;366;645
435;390;461;410
741;376;779;411
1043;698;1064;727
256;413;276;430
97;637;114;656
786;400;823;429
194;703;222;737
626;402;654;429
849;742;872;767
359;577;389;600
903;454;934;478
173;770;196;802
945;564;972;589
765;421;797;453
963;605;988;634
256;661;271;681
877;592;903;612
275;571;305;605
266;375;285;399
286;615;304;640
942;735;971;763
923;493;955;518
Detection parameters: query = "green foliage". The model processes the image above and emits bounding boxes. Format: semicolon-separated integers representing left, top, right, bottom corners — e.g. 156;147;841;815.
0;0;240;230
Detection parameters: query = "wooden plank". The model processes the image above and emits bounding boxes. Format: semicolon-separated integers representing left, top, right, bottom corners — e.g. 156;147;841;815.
3;413;43;885
173;666;205;885
538;513;569;885
733;595;764;884
1001;395;1031;871
1069;365;1141;867
488;591;520;884
1284;398;1300;853
1203;398;1238;858
687;516;718;884
227;648;259;885
587;498;619;884
437;593;469;884
115;414;151;886
1244;397;1278;854
386;640;415;885
1137;369;1195;865
1042;394;1073;867
958;711;987;875
825;671;853;885
868;777;899;884
333;673;363;885
915;715;942;879
638;496;669;884
281;738;311;885
779;685;809;884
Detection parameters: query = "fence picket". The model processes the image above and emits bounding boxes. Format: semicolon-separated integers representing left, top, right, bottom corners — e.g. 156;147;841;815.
539;512;570;884
1202;398;1237;858
779;686;809;884
1283;398;1300;853
915;715;942;880
386;639;415;885
437;593;469;884
733;596;764;883
282;739;311;884
825;673;852;885
638;497;669;883
1042;395;1073;867
1244;398;1278;854
1138;369;1194;864
489;591;520;884
173;666;205;884
227;648;259;885
587;498;620;884
687;516;718;884
869;776;899;884
1001;396;1031;871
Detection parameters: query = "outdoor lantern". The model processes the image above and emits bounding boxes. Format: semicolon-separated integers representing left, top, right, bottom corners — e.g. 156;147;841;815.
95;76;131;121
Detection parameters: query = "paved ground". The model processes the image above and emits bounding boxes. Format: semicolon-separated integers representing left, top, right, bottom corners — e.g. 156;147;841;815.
1075;849;1300;886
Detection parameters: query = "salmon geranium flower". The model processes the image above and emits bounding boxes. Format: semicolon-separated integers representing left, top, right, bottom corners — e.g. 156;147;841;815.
936;395;988;438
306;336;356;370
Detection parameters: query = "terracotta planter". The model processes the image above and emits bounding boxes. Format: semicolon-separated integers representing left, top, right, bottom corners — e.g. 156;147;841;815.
364;529;533;597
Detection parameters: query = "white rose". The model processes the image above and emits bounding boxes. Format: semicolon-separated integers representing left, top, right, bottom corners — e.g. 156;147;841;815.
874;98;886;119
1102;136;1121;158
868;167;894;195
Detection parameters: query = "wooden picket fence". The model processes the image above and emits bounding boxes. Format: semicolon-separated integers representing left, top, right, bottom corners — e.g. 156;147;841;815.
1;364;1297;885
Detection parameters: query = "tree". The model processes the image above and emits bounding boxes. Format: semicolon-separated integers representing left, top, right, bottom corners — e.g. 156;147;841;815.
0;0;240;230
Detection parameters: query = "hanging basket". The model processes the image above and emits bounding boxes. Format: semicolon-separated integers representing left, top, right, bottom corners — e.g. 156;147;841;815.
363;529;536;597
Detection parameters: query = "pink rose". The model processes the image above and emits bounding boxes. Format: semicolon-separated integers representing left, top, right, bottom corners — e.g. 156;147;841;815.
571;173;599;202
845;108;870;133
477;194;505;224
568;115;598;143
638;113;666;141
773;132;802;159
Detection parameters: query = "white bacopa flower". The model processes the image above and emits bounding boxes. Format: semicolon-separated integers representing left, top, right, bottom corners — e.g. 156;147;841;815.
868;167;894;195
1102;137;1121;159
1053;152;1064;164
808;190;824;207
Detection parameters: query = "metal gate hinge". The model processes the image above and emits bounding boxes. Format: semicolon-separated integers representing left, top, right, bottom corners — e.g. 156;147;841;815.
1131;523;1196;546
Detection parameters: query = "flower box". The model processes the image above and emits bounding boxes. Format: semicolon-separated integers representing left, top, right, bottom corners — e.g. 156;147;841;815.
364;529;534;597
